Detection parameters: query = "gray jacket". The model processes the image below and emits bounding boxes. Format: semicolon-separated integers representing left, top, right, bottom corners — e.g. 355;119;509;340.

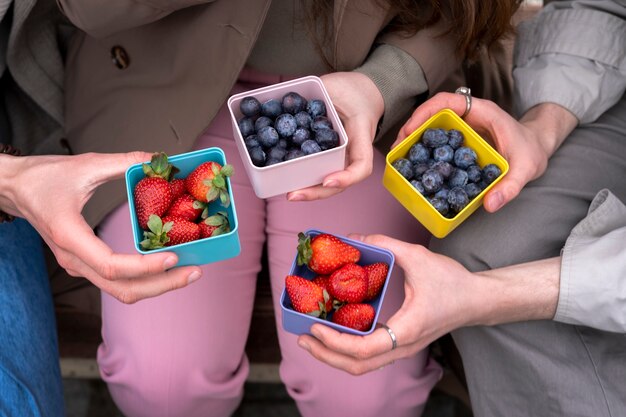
514;0;626;332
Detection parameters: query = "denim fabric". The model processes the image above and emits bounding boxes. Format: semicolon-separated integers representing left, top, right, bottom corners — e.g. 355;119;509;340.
0;218;64;417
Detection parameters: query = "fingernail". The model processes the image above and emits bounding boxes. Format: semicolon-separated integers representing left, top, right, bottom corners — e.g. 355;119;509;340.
298;340;311;352
323;179;338;188
288;193;304;201
490;192;504;211
187;271;201;284
163;256;177;269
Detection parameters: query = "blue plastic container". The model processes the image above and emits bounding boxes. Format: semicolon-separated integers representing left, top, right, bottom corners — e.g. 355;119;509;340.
125;147;240;267
280;229;395;336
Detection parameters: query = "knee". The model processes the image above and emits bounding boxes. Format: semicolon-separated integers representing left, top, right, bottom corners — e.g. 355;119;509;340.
98;350;248;417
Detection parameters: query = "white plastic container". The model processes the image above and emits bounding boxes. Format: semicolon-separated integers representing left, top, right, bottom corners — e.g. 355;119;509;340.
227;76;348;199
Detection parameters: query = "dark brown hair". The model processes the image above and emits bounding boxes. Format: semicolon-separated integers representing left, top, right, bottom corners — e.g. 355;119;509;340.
303;0;522;63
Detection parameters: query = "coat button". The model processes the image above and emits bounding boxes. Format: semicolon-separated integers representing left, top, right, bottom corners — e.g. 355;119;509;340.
111;46;130;69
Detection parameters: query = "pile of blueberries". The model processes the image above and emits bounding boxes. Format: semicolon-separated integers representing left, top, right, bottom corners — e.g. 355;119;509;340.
392;128;502;218
237;92;341;167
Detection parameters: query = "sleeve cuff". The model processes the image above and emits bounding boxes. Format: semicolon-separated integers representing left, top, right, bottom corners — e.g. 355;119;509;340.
353;44;428;139
555;190;626;333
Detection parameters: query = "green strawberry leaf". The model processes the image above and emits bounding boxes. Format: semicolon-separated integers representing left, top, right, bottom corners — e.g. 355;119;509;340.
296;232;312;266
219;191;231;207
221;164;234;177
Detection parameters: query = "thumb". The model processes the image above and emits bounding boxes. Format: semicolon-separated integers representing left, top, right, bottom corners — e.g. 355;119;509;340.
360;234;424;273
482;169;525;212
89;151;156;184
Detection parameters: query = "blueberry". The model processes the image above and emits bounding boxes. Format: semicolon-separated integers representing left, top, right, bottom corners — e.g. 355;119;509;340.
307;99;326;118
408;143;430;164
482;164;502;184
268;146;287;161
410;179;425;194
248;146;266;167
447;187;469;213
244;134;260;149
413;162;430;178
240;96;261;117
433;145;454;163
392;158;414;180
301;139;322;155
238;117;255;138
431;161;454;179
277;138;289;149
294;111;313;129
265;158;283;166
434;186;450;200
257;126;280;148
311;116;333;131
285;149;305;161
421;169;444;194
422;128;448;148
282;92;307;114
261;99;282;119
465;183;482;199
254;116;273;132
454;146;477;169
447;129;464;149
315;129;339;150
466;164;482;183
429;197;449;216
292;128;312;147
274;113;297;137
448;168;469;188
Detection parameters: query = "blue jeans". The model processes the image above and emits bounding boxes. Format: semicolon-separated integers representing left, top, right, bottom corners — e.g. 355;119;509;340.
0;218;64;417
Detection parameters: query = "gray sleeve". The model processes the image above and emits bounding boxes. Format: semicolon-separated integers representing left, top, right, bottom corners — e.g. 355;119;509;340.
512;0;626;124
555;189;626;333
353;44;428;139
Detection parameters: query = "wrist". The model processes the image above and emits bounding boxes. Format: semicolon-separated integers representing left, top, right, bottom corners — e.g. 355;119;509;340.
520;103;578;158
470;258;561;327
0;151;24;219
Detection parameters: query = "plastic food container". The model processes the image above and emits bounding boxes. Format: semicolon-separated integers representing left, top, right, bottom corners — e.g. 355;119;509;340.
383;109;509;238
280;229;395;336
125;147;240;266
227;76;348;198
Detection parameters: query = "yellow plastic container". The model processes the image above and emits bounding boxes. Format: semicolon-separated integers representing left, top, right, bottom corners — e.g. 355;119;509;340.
383;109;509;238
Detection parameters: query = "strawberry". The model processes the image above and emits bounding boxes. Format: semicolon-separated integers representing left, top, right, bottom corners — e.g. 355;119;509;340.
140;215;200;249
198;211;230;239
285;275;329;318
328;263;367;303
170;178;186;200
185;161;234;206
297;232;361;275
364;262;389;301
165;194;205;222
311;275;333;312
133;153;178;230
332;303;375;331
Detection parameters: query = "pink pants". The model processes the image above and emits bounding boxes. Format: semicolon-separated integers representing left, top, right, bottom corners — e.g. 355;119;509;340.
96;73;442;417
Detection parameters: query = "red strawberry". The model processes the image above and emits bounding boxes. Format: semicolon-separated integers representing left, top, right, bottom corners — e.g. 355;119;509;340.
185;161;234;206
198;211;230;239
332;303;375;331
311;275;333;312
140;215;200;249
133;152;178;229
170;178;186;200
328;263;367;303
165;194;205;222
297;232;361;275
364;262;389;301
285;275;329;318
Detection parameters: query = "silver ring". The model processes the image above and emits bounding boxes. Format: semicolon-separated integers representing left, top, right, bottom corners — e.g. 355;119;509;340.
380;323;397;350
455;86;472;118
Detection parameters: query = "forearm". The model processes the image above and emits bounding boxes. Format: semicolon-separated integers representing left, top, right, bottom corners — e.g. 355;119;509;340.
519;103;578;159
468;257;561;327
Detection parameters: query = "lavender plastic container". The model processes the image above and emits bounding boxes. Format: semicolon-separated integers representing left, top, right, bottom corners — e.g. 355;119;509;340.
227;76;348;199
280;229;395;336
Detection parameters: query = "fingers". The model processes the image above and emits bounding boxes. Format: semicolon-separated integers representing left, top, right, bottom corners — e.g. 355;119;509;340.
93;265;202;304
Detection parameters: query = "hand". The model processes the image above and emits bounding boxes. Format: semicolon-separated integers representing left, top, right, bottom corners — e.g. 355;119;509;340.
297;234;477;375
297;233;560;375
0;152;202;303
395;93;577;212
287;71;384;201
